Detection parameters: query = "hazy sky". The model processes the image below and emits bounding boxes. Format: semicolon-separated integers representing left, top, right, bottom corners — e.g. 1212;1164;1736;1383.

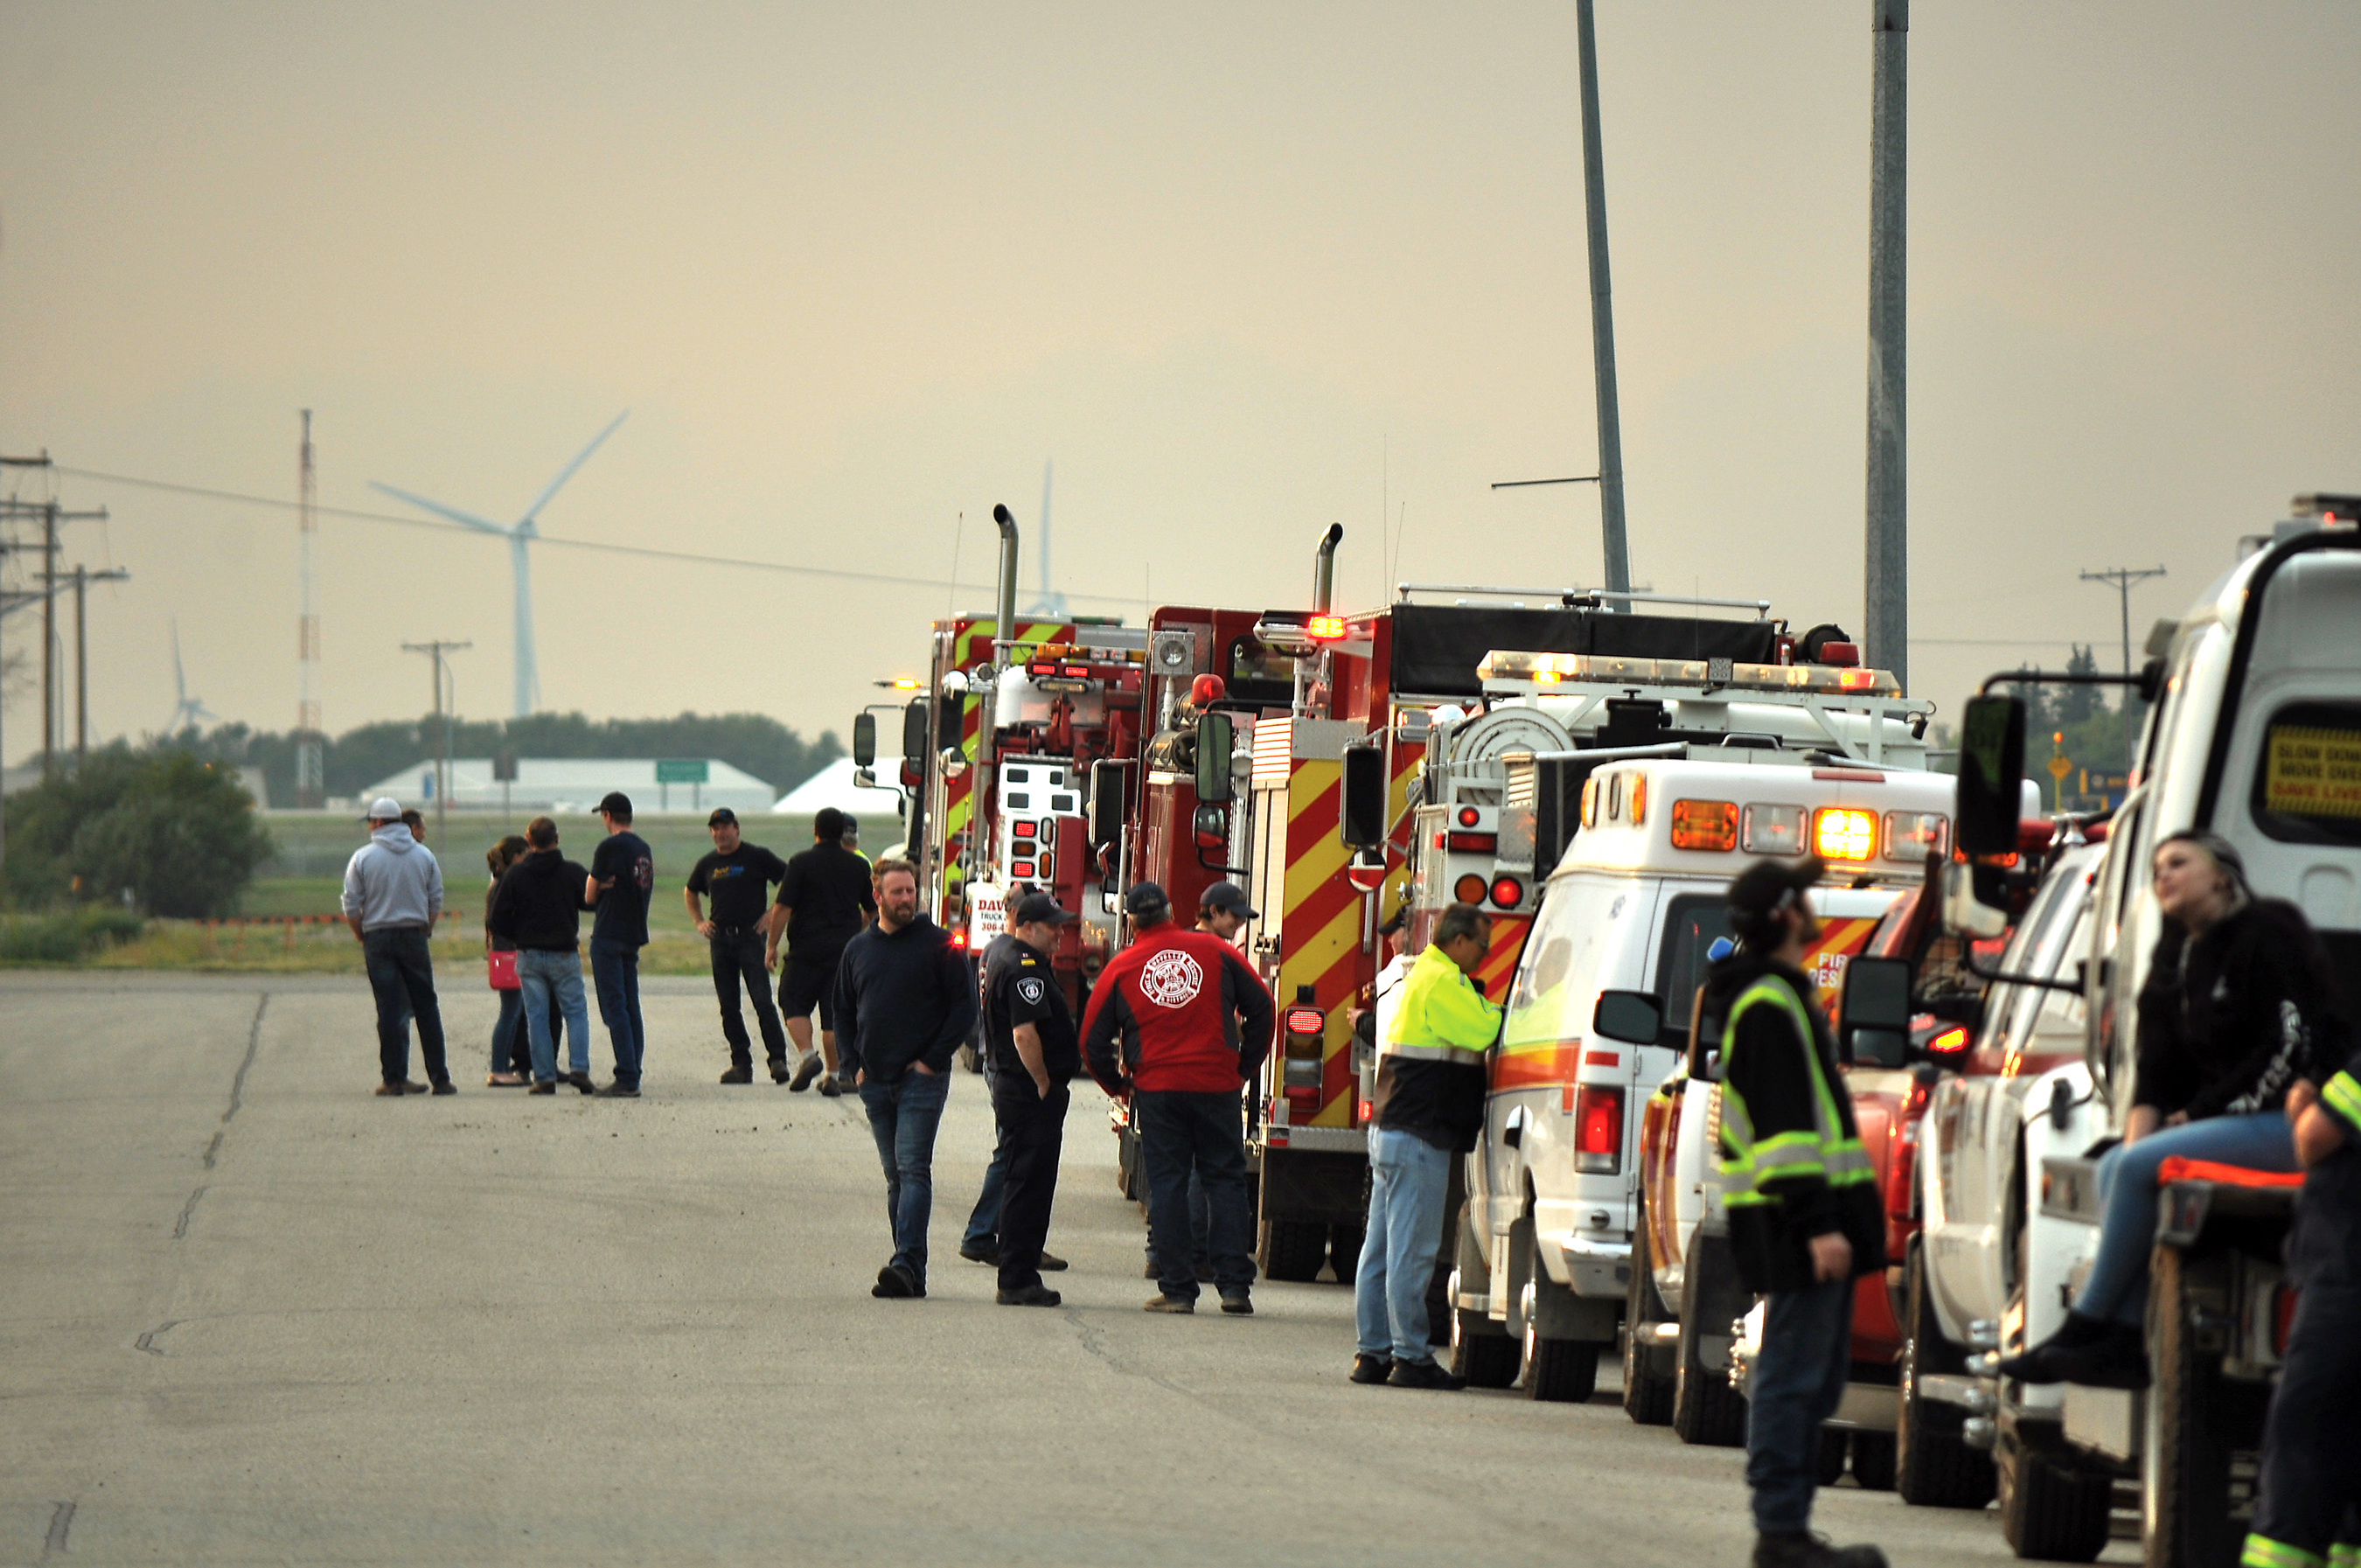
4;1;2357;775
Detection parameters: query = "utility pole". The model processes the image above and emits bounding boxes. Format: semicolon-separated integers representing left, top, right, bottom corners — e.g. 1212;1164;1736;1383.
72;567;131;761
400;639;470;846
1864;0;1909;688
296;412;325;807
1575;0;1630;601
0;478;108;777
2081;564;2166;760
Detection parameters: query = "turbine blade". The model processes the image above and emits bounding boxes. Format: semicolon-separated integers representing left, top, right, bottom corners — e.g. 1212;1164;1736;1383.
518;410;628;525
368;482;512;536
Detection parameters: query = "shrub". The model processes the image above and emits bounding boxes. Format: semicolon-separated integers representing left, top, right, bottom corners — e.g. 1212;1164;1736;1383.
0;907;148;963
3;749;272;917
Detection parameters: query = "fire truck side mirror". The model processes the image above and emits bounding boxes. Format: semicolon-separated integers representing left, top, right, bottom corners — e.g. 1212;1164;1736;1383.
1837;955;1913;1068
1954;693;2025;857
1089;761;1125;850
1196;712;1236;805
902;699;930;770
852;713;877;769
1339;745;1387;848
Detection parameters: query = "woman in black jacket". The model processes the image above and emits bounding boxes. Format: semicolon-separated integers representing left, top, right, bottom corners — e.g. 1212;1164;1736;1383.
2003;830;2346;1387
485;835;530;1085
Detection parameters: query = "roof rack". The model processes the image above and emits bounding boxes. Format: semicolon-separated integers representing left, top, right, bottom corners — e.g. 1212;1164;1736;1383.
1394;582;1771;617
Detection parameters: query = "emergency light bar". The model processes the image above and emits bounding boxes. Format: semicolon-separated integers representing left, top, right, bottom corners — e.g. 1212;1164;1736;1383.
1478;649;1904;699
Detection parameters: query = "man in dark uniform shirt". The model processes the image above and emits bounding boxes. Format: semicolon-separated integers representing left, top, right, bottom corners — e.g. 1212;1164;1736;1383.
766;805;877;1094
685;808;793;1084
983;892;1082;1307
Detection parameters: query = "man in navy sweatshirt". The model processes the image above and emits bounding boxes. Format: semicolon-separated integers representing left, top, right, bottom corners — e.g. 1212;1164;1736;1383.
833;856;978;1299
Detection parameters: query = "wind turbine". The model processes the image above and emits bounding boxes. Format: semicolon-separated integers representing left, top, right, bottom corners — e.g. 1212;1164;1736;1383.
370;412;628;717
166;620;219;735
1026;458;1069;617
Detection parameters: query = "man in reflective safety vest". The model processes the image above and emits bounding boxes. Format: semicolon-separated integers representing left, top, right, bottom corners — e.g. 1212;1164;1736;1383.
1706;858;1887;1568
1351;901;1499;1391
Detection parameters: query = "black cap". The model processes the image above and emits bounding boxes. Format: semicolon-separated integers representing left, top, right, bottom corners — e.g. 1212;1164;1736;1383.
595;791;633;819
1726;856;1826;921
1199;880;1257;919
1012;892;1077;927
1124;882;1172;919
707;807;739;827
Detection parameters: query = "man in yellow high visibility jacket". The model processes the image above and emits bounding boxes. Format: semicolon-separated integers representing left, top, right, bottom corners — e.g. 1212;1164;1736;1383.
1351;902;1501;1390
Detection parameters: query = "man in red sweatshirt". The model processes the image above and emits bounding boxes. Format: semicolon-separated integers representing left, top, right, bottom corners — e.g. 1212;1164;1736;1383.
1083;882;1275;1315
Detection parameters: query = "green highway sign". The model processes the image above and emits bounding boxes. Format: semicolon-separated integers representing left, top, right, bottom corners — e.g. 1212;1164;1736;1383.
654;759;709;784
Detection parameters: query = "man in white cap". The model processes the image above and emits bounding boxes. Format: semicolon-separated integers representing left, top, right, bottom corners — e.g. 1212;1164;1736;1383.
343;796;451;1096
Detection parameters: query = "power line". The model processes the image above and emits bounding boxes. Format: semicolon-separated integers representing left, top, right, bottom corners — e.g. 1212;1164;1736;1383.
51;463;1146;607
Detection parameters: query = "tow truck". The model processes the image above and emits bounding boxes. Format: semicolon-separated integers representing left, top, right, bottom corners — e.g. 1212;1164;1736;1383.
1860;498;2361;1567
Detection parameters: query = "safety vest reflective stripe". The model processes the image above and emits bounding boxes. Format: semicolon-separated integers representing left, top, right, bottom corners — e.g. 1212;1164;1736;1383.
1379;1040;1482;1063
1717;976;1872;1208
2244;1536;2326;1568
2322;1070;2361;1133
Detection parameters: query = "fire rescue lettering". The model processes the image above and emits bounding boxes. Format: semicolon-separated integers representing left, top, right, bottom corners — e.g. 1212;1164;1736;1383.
1139;948;1205;1008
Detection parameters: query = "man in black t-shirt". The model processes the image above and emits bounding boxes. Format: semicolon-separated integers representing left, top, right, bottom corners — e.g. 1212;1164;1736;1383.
767;805;878;1094
583;791;654;1097
980;892;1082;1307
684;808;793;1084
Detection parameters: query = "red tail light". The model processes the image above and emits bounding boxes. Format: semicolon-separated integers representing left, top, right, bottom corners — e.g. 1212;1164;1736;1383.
1446;832;1498;854
1489;876;1523;909
1929;1026;1969;1056
1283;1006;1326;1037
1456;806;1481;828
1574;1085;1624;1174
950;927;968;950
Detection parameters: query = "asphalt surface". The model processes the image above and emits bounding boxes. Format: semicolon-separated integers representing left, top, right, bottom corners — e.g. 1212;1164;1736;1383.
0;971;2137;1567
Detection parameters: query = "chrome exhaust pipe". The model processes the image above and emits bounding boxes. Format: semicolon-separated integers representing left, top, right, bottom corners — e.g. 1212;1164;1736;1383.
1312;522;1344;613
992;503;1020;657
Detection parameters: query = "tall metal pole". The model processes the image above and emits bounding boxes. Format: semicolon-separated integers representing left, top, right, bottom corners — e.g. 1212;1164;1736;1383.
73;568;87;761
296;411;324;807
1864;0;1909;687
1575;0;1630;600
41;501;58;776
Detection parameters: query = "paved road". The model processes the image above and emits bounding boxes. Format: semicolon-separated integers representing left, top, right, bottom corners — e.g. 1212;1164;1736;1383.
0;972;2131;1567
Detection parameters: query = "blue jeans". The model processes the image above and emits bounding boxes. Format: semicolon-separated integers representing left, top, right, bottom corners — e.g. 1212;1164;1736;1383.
965;1138;1007;1250
2077;1112;2298;1325
490;986;526;1075
1137;1089;1254;1301
517;947;593;1083
363;926;448;1086
589;939;645;1085
1354;1125;1452;1362
1747;1277;1854;1534
1187;1086;1258;1270
860;1068;953;1283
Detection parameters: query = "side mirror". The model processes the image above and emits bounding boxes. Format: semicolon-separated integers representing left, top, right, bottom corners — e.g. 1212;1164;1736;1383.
1838;955;1913;1069
1089;760;1126;850
1196;711;1236;805
1940;860;2008;939
902;698;930;770
852;713;877;769
1592;990;1663;1046
1954;693;2025;857
1340;743;1387;848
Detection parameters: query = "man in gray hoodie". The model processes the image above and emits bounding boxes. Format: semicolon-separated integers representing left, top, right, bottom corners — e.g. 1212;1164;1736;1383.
343;796;452;1096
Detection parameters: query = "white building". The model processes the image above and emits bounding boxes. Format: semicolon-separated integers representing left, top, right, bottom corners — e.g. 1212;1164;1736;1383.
354;757;777;817
770;756;905;822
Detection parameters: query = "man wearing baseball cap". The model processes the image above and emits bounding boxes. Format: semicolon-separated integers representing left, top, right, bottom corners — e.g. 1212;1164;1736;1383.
1703;856;1886;1568
685;808;794;1084
979;892;1083;1306
1083;881;1274;1314
342;797;452;1096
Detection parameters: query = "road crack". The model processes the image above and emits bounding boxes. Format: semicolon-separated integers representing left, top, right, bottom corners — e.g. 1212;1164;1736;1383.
42;1500;74;1558
134;1320;181;1355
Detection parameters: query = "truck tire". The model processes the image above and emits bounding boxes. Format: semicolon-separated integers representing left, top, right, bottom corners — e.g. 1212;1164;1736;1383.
1622;1202;1675;1425
1327;1224;1362;1288
1451;1301;1519;1388
1997;1438;2111;1563
1519;1247;1600;1404
1850;1431;1898;1492
1261;1219;1327;1283
2143;1244;2234;1568
1672;1252;1746;1446
1896;1243;1996;1508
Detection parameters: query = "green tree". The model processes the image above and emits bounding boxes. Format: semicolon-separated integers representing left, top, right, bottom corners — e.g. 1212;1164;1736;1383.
3;749;272;916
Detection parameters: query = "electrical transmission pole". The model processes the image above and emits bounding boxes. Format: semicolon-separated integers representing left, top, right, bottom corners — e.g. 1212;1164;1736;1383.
1864;0;1909;687
0;470;107;777
296;411;325;807
400;639;470;846
73;566;131;760
1576;0;1630;601
2081;564;2166;759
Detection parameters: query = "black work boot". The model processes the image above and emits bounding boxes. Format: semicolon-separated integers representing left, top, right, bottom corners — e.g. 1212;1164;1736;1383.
1349;1353;1394;1384
1995;1311;2149;1389
1752;1532;1889;1568
719;1063;754;1084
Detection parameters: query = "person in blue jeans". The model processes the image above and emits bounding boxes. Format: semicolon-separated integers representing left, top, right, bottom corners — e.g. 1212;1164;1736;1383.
833;857;977;1299
583;791;653;1098
1354;902;1499;1388
2002;832;2337;1389
484;834;532;1084
487;816;597;1097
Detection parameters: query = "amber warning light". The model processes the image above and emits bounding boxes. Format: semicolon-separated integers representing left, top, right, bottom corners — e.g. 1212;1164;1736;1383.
1306;615;1348;641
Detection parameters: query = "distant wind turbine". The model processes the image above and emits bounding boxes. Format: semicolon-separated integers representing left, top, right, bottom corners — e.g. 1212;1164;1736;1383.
1026;458;1069;617
166;619;219;734
370;412;628;717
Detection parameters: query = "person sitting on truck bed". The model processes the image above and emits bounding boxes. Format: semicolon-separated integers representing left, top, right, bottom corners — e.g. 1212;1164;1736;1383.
2242;1041;2361;1568
2001;830;2343;1389
1708;857;1888;1568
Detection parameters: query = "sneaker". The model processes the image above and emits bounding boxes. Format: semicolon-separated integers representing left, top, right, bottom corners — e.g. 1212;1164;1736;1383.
959;1242;1000;1266
430;1082;457;1096
997;1285;1062;1307
562;1071;595;1095
1219;1293;1253;1316
789;1053;825;1092
1349;1353;1394;1384
1039;1251;1068;1272
373;1083;407;1097
594;1082;641;1098
768;1057;791;1084
528;1081;556;1096
1752;1533;1890;1568
1995;1311;2149;1389
1386;1357;1466;1391
719;1064;754;1085
819;1075;844;1098
871;1261;924;1300
1143;1295;1195;1314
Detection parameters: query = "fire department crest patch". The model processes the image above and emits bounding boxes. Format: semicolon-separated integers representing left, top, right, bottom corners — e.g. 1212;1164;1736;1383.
1139;948;1205;1008
1017;977;1046;1006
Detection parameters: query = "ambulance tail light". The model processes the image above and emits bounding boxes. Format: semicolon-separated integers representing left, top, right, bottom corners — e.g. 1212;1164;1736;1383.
1454;874;1487;905
1489;875;1523;909
1574;1086;1624;1174
1447;832;1499;854
1814;806;1878;862
1670;798;1738;852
